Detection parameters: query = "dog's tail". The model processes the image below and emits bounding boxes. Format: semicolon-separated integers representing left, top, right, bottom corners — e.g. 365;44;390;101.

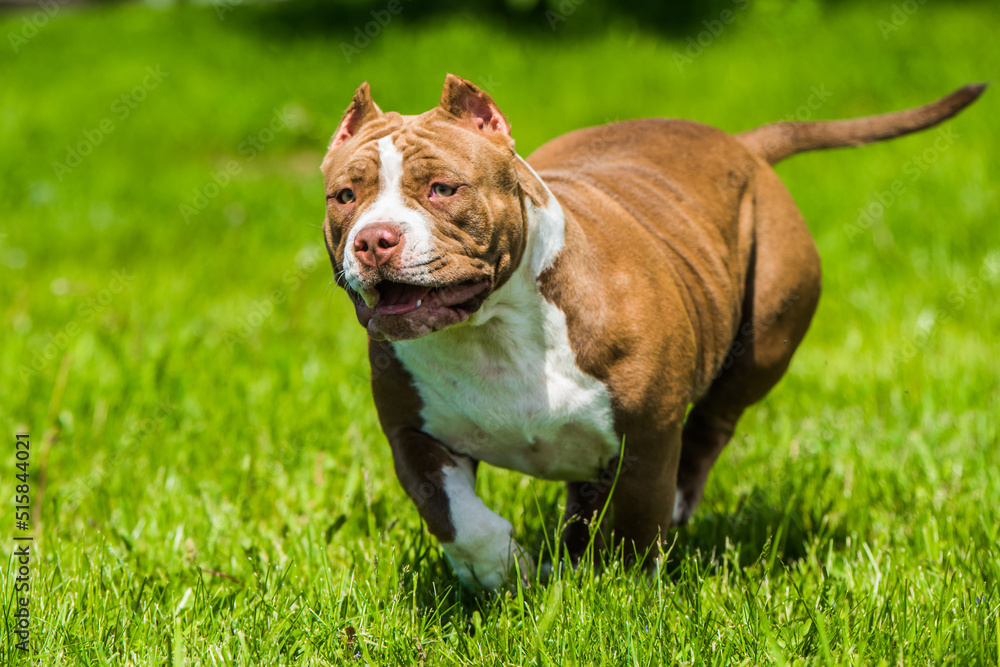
737;83;987;166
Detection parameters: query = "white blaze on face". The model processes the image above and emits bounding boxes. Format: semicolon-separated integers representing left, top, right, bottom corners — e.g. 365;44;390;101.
439;459;533;589
343;135;436;292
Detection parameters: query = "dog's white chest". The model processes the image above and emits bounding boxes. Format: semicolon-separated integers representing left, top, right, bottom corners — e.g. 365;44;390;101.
392;273;619;482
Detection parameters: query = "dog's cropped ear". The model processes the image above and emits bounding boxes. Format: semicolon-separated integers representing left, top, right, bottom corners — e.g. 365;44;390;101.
329;82;382;150
439;74;511;140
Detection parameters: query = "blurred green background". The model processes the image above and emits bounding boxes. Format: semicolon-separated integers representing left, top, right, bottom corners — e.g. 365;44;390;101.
1;0;998;663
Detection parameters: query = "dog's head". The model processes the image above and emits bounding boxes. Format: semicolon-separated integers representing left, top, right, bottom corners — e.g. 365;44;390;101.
321;74;547;341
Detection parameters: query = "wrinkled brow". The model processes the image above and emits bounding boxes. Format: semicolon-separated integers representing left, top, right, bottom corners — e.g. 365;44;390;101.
344;154;378;181
403;153;468;184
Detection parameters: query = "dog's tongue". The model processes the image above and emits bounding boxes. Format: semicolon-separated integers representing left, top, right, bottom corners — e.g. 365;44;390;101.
435;280;489;307
375;282;432;315
353;300;374;328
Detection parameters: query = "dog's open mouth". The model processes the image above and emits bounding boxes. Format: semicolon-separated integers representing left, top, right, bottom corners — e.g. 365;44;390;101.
374;280;488;315
351;279;490;340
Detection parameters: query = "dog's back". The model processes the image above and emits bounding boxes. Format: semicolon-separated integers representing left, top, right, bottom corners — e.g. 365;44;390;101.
527;119;758;398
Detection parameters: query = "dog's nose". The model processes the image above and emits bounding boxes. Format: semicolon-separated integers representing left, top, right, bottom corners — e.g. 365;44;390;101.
353;223;402;268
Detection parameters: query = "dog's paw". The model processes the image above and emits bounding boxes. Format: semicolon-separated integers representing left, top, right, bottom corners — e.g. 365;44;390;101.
438;463;534;590
443;527;534;591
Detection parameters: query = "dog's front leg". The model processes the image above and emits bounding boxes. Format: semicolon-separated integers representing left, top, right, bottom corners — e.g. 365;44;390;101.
371;339;532;589
608;422;684;568
387;427;533;590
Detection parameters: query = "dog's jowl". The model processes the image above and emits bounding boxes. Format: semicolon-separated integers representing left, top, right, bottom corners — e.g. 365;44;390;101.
320;74;984;589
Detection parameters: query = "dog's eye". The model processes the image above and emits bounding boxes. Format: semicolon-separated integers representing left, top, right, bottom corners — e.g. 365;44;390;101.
330;188;355;204
431;183;455;197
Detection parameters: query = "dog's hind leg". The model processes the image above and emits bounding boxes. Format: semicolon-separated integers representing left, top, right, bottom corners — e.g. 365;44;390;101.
561;480;612;562
674;163;822;525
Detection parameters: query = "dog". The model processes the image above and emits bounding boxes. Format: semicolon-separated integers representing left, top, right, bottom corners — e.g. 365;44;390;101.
320;75;984;589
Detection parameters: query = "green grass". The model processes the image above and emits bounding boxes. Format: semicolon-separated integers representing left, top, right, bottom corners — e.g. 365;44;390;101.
1;0;999;663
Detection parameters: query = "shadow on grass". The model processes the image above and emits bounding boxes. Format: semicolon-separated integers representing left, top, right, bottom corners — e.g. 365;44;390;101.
386;481;849;629
527;484;849;581
669;486;849;575
391;528;502;623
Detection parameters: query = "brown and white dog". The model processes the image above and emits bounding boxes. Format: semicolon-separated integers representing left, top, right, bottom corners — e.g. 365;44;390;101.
320;75;984;589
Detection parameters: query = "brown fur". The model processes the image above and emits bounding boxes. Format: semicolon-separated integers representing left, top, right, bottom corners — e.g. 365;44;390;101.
369;339;459;541
739;83;986;165
320;76;985;577
322;80;531;341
